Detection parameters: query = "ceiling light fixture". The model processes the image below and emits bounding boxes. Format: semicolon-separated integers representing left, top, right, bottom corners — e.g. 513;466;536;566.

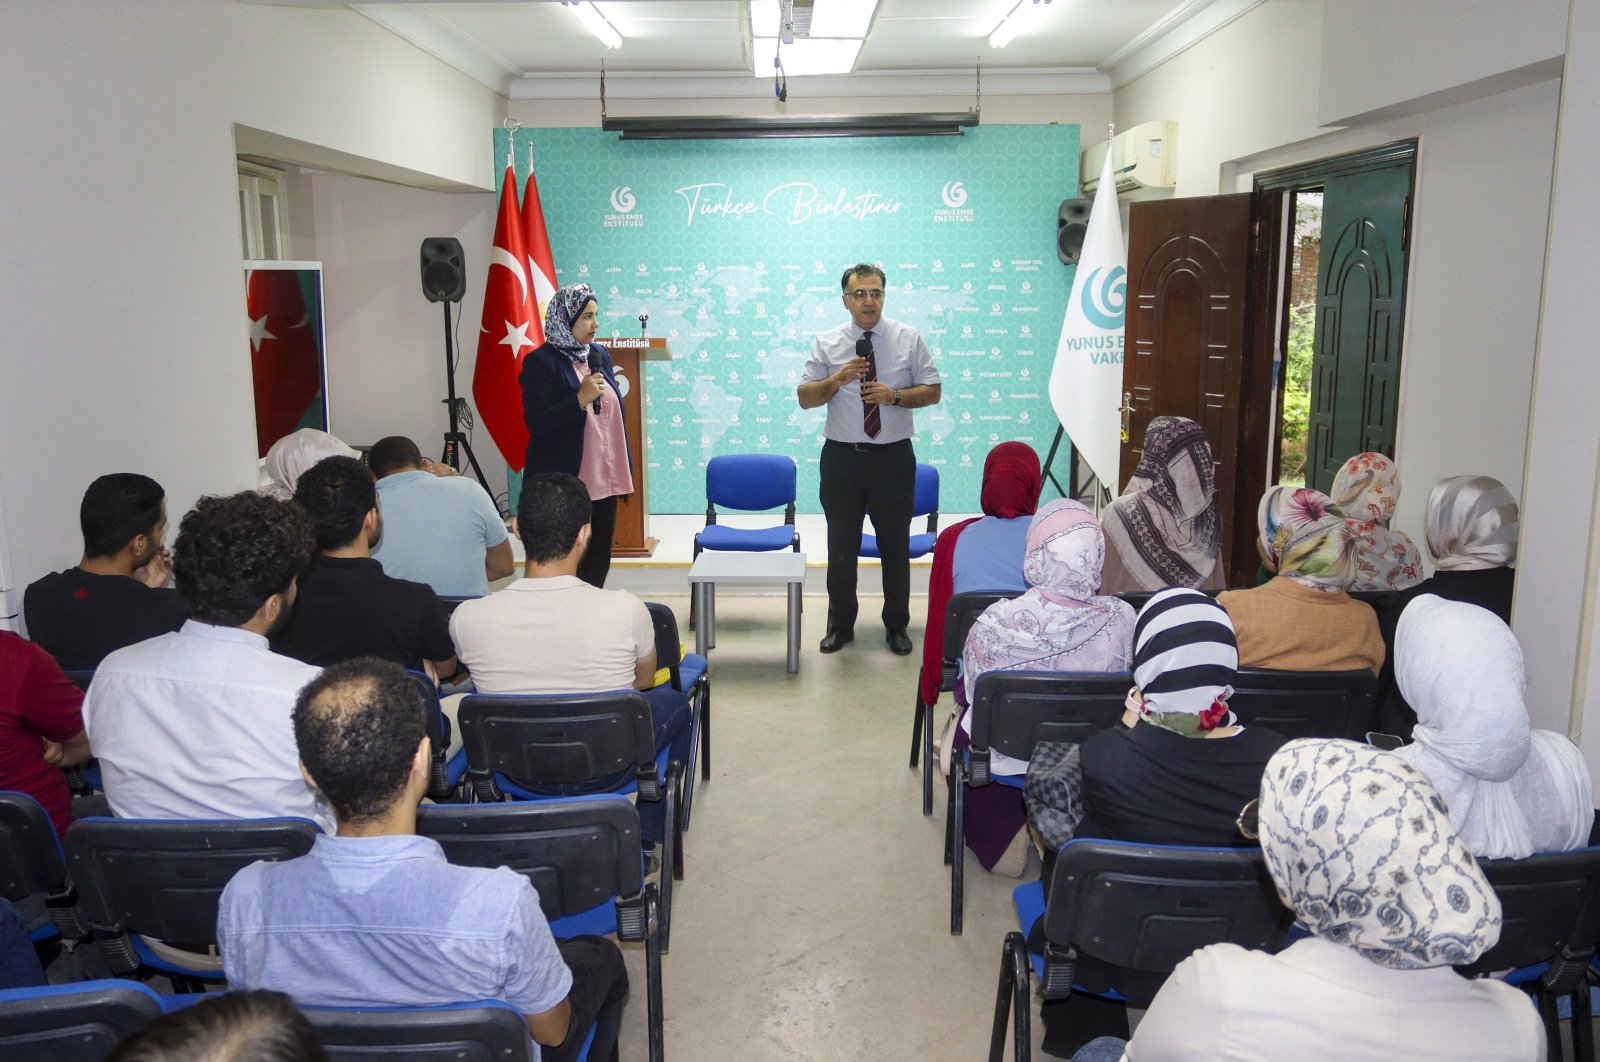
564;1;622;50
989;0;1053;49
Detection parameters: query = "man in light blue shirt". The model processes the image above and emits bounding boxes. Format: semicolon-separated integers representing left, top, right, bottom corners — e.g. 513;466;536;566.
217;658;628;1061
368;436;514;598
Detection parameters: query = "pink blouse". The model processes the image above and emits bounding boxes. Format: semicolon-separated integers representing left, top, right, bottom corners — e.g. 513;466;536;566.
576;364;634;501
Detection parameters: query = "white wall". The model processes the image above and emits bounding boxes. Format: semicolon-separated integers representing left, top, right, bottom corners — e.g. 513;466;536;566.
0;0;503;621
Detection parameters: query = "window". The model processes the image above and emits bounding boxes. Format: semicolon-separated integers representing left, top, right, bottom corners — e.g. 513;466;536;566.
238;163;286;260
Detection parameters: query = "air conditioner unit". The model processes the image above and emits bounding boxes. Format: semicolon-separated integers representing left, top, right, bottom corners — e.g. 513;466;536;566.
1081;121;1177;197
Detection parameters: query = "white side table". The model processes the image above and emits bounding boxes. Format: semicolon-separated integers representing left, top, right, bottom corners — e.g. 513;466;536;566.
687;551;807;673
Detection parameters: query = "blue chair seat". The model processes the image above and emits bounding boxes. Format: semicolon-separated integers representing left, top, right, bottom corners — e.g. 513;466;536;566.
695;524;796;552
860;530;937;560
1009;883;1127;1001
678;654;708;691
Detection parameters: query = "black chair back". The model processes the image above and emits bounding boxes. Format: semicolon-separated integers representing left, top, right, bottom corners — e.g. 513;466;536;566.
643;602;686;692
438;595;476;616
0;791;85;939
458;692;660;799
308;1002;533;1062
64;817;319;971
1229;667;1379;741
403;670;459;800
1115;589;1219;614
62;669;95;692
941;591;1020;691
968;671;1129;786
1458;846;1600;986
0;981;165;1062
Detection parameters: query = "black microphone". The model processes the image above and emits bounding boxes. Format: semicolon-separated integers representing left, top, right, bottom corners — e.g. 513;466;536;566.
855;336;875;379
586;351;603;414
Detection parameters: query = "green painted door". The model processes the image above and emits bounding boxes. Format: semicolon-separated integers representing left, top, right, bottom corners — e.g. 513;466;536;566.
1305;162;1411;493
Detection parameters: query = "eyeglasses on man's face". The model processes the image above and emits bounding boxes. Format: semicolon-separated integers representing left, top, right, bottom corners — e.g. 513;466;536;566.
847;288;885;302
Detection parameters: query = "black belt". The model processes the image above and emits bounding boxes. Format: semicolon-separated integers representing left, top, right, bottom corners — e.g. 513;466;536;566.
826;438;911;453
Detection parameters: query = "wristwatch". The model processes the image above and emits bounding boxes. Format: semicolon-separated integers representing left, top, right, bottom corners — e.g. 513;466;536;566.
891;387;902;406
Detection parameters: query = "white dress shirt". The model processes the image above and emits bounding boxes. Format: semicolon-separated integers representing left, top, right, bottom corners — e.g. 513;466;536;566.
802;315;940;444
84;620;332;832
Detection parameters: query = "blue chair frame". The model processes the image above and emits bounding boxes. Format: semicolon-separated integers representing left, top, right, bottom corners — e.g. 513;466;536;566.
0;790;88;943
691;453;800;632
862;462;940;560
404;670;470;802
0;979;167;1062
645;601;710;829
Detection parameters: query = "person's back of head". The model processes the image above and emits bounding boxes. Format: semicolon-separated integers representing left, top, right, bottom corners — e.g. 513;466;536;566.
81;473;165;560
369;436;424;479
517;472;592;565
293;656;428;826
106;990;328;1062
173;492;314;627
294;456;377;553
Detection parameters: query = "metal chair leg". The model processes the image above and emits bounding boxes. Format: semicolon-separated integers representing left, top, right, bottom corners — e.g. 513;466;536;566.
911;693;924;768
644;885;665;1062
700;681;711;781
922;700;936;816
1574;979;1595;1062
944;770;956;867
990;932;1032;1062
951;766;967;936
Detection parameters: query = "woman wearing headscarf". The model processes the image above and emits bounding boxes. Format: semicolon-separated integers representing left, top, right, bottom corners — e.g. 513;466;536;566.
261;429;360;501
1099;416;1224;595
954;499;1134;873
1122;739;1544;1060
918;441;1042;711
1392;595;1591;859
519;283;632;587
1330;451;1423;592
1217;486;1384;673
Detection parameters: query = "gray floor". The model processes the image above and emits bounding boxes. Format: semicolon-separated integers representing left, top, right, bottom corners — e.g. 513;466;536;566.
612;589;1044;1061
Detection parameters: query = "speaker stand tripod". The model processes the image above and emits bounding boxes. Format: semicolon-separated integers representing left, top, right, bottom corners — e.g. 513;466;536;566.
438;300;488;487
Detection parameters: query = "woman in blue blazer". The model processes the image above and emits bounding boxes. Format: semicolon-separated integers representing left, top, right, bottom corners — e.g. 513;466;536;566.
519;283;633;587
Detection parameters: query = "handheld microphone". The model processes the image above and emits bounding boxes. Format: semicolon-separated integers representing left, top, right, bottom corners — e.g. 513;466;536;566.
855;336;874;372
586;351;603;414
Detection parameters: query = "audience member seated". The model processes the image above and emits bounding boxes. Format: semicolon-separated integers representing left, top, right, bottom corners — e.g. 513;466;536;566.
272;456;456;681
23;473;186;669
218;659;628;1062
368;435;514;598
84;491;331;832
920;441;1042;718
1218;486;1384;673
0;630;90;839
1392;594;1591;859
451;472;692;847
260;428;360;501
957;499;1134;875
1330;451;1423;592
1098;416;1223;595
1101;739;1544;1061
0;898;46;989
106;990;328;1062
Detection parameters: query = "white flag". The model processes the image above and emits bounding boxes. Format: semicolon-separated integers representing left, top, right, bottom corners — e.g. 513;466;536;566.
1048;147;1127;490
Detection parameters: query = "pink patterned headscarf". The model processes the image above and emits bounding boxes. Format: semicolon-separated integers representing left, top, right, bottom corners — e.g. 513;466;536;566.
1331;453;1423;592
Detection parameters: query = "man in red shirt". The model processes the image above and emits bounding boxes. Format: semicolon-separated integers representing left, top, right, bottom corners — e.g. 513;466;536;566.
0;631;91;837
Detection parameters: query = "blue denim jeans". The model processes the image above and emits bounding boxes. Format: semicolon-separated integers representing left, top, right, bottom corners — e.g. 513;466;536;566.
0;899;45;989
1071;1036;1129;1062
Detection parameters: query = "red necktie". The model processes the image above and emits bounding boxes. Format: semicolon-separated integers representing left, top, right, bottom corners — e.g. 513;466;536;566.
861;331;881;439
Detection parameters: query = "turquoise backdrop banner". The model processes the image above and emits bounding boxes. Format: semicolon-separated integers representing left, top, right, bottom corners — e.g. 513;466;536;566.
497;125;1078;514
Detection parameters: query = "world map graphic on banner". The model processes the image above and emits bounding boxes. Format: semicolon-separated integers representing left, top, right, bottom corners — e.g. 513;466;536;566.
497;126;1080;514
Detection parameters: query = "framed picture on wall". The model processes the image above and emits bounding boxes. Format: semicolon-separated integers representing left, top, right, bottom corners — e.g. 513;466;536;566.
243;260;329;459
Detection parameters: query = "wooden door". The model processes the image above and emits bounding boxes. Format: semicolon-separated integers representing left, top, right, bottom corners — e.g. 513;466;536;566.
1122;194;1257;582
1304;163;1411;492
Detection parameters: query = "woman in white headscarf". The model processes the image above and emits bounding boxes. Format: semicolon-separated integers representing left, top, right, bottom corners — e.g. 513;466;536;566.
1392;594;1591;859
261;428;360;501
1121;738;1545;1061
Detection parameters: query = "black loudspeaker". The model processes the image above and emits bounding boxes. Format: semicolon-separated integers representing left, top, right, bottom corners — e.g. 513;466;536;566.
420;237;466;303
1057;199;1091;265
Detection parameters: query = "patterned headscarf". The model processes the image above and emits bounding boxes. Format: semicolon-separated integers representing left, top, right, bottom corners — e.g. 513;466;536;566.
1259;738;1501;970
543;283;598;364
979;442;1043;520
1257;486;1355;591
1102;416;1221;588
1425;475;1519;571
1132;588;1238;736
1331;453;1422;591
261;429;360;501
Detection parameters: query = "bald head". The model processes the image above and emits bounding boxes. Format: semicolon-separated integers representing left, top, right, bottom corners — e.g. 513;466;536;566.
292;657;428;824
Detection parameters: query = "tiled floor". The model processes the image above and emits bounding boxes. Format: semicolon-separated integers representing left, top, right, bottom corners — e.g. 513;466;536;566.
608;587;1044;1061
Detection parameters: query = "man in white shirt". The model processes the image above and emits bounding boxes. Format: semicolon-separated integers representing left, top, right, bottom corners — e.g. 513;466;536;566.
84;491;332;833
798;262;942;656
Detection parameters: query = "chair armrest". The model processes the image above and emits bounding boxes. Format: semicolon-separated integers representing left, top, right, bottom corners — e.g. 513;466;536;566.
1039;941;1078;1001
969;748;991;788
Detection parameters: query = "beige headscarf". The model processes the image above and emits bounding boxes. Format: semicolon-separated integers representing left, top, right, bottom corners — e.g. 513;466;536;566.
1425;475;1519;571
262;429;360;500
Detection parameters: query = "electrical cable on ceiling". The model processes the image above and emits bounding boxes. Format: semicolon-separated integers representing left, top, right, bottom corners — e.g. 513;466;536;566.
774;45;787;102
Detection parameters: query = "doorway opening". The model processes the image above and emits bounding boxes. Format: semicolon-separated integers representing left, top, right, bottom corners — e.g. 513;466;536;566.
1278;190;1322;488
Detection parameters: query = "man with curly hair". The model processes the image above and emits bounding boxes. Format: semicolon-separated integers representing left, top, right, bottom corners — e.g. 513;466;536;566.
219;658;629;1062
83;491;330;832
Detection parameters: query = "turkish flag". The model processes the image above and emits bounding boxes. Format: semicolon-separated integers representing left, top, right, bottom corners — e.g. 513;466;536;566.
521;166;560;339
247;269;324;459
472;163;538;469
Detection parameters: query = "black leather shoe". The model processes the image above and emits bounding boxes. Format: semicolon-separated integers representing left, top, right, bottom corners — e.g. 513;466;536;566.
819;626;854;653
886;629;913;656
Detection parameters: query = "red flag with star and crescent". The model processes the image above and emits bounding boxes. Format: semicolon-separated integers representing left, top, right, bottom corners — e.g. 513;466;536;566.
472;163;538;469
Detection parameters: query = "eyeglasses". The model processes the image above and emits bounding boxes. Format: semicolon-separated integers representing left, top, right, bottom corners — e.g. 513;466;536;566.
1236;798;1260;841
847;288;885;302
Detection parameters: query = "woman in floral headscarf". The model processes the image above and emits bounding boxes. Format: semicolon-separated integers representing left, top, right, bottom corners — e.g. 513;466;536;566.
1121;739;1544;1061
519;283;633;587
1331;452;1423;592
1099;416;1224;594
1217;486;1384;672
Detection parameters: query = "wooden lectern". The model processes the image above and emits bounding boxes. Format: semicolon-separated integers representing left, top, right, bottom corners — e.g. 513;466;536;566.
605;337;671;557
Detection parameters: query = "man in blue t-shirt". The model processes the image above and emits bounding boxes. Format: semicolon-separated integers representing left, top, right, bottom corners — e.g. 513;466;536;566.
218;657;628;1062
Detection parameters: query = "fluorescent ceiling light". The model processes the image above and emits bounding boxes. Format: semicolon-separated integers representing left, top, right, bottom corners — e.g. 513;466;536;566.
810;0;878;38
565;1;622;50
989;0;1053;49
752;37;863;77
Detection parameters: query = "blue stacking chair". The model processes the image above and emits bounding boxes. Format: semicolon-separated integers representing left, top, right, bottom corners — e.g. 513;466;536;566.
308;999;536;1062
949;671;1129;935
990;840;1291;1062
691;453;800;631
404;670;470;802
645;601;710;828
0;791;88;944
862;462;940;560
64;817;321;991
417;797;664;1062
0;979;167;1062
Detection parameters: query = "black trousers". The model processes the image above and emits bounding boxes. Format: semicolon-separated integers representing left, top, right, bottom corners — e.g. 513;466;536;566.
819;438;916;632
578;495;619;588
549;935;629;1062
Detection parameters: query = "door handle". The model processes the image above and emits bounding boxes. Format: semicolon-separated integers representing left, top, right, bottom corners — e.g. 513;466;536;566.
1119;392;1134;443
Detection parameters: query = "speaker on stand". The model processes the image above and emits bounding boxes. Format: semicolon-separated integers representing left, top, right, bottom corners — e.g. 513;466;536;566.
419;237;487;487
1057;199;1091;266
